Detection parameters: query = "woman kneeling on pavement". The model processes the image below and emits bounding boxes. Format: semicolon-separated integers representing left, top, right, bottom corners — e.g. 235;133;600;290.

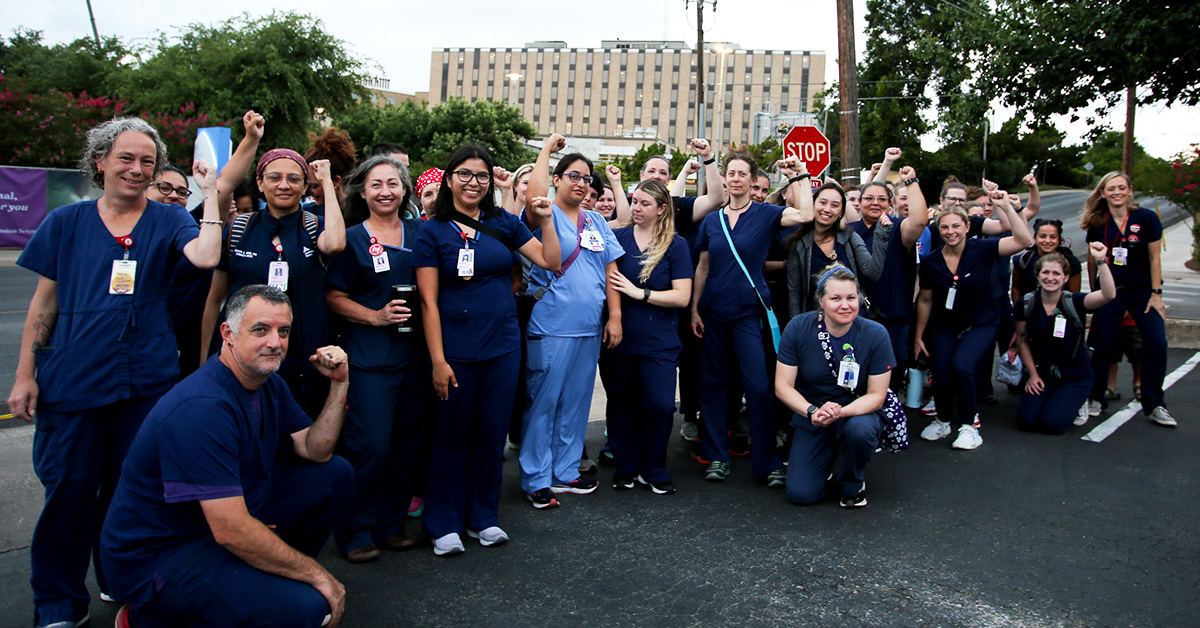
1015;244;1116;434
774;266;894;508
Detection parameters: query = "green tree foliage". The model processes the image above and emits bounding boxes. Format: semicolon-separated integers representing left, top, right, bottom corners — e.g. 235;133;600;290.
1164;145;1200;264
730;137;783;174
604;142;690;184
108;12;366;152
0;75;125;168
1080;131;1173;194
858;0;935;157
0;28;128;97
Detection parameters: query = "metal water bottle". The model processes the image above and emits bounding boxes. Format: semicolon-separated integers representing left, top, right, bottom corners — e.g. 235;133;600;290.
905;367;924;408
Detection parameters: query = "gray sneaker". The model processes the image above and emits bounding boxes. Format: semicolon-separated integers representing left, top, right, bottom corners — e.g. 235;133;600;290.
679;421;700;442
1149;406;1177;427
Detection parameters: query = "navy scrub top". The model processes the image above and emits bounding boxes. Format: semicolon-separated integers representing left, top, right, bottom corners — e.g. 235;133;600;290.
1085;207;1162;293
411;210;533;363
1013;247;1082;297
18;199;199;411
100;356;312;605
168;205;214;377
777;312;895;418
1015;291;1092;376
919;237;1003;329
695;202;787;322
325;221;424;370
852;218;917;322
610;227;694;359
218;209;329;378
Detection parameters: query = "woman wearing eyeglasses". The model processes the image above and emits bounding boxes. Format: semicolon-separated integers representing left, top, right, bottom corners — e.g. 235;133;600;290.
412;144;561;555
199;148;347;417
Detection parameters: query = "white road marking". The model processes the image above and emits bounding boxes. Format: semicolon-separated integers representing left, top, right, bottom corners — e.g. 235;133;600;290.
1082;351;1200;442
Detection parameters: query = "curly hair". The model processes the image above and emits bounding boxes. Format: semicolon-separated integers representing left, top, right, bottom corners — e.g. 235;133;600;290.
304;127;358;180
79;117;170;189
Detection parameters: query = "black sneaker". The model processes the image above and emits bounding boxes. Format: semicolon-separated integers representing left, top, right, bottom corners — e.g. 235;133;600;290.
635;475;676;495
612;473;636;490
840;494;867;508
528;488;560;509
550;477;599;494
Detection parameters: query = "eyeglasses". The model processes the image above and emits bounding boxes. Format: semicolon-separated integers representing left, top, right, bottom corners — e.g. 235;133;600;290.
860;195;889;204
561;172;595;185
263;173;306;186
453;169;492;184
152;181;192;198
942;196;967;205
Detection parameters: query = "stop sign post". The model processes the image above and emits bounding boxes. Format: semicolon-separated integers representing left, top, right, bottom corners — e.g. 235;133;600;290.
783;126;831;187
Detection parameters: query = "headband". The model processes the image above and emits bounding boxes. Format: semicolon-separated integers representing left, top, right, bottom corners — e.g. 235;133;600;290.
817;265;856;292
256;149;309;183
416;168;444;195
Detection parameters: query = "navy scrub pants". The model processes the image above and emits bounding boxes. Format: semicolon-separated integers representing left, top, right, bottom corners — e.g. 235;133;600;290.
698;314;782;478
1018;369;1092;435
127;457;354;628
1088;291;1168;414
786;412;883;504
424;349;519;538
928;325;997;427
334;365;429;554
599;351;678;482
31;394;160;626
677;311;702;419
883;318;911;390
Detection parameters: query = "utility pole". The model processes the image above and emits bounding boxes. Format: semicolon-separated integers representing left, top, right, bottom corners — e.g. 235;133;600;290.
690;0;715;191
86;0;101;46
1123;85;1136;175
836;0;860;186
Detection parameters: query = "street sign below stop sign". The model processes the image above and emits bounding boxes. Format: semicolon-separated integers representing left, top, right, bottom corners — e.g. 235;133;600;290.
783;126;831;179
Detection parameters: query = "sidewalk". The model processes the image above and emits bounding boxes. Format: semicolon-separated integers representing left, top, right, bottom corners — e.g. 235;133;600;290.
1160;219;1200;346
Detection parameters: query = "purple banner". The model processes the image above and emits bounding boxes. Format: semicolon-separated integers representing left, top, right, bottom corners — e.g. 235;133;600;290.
0;166;48;248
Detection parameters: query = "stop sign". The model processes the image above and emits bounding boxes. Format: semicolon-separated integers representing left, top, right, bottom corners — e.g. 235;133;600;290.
783;126;831;179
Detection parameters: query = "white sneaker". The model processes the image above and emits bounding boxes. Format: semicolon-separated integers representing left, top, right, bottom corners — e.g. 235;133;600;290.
1086;399;1102;417
952;424;983;450
920;418;951;441
432;532;465;556
467;526;509;547
1149;406;1177;427
921;398;938;416
1074;404;1089;426
679;421;700;442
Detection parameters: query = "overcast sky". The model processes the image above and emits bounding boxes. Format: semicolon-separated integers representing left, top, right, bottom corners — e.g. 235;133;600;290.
9;0;1198;160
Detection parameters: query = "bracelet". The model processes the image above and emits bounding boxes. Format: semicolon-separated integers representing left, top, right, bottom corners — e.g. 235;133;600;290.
643;288;652;302
1151;288;1163;295
199;219;223;226
788;174;811;185
903;177;919;186
703;157;716;165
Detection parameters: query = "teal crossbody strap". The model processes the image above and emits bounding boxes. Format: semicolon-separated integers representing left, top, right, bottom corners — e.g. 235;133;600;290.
719;209;781;351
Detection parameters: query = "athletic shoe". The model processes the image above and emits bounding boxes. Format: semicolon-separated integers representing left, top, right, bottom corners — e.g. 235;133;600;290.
634;475;677;495
689;441;711;465
550;477;599;494
679;421;700;442
920;418;951;441
100;593;116;603
467;526;509;547
728;431;750;456
921;398;937;416
38;615;89;628
1149;406;1178;427
840;493;868;508
1074;404;1089;426
527;488;559;509
598;445;616;465
1087;399;1102;417
407;496;424;518
705;461;731;481
952;424;983;450
578;457;598;475
115;606;131;628
766;469;787;488
612;473;636;490
379;531;418;551
345;544;381;563
432;533;465;556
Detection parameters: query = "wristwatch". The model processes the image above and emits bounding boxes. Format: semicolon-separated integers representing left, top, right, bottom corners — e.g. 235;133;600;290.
643;288;652;301
1151;288;1163;295
903;177;920;186
703;156;716;165
807;404;819;420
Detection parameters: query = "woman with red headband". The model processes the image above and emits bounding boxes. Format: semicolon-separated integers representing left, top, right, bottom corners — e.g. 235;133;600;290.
199;148;347;416
415;168;444;218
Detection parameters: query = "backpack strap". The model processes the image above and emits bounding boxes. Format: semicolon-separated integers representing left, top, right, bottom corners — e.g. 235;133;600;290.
1023;289;1086;358
303;210;319;245
228;211;255;252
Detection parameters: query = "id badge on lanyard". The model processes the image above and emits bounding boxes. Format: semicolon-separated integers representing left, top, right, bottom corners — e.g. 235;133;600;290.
110;235;136;295
1112;246;1128;266
581;225;604;252
945;274;960;310
837;345;860;390
457;230;475;278
268;243;288;291
368;238;391;273
1053;314;1067;338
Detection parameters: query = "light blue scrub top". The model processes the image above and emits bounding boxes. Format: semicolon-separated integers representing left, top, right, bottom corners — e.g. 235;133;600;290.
526;204;624;337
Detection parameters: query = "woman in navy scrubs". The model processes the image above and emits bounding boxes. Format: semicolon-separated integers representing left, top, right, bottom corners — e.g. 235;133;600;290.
775;266;895;508
1011;219;1082;303
7;117;223;628
412;143;561;556
600;179;694;494
199;149;346;417
1015;245;1116;433
1080;172;1175;426
913;195;1032;450
691;152;813;485
325;155;429;562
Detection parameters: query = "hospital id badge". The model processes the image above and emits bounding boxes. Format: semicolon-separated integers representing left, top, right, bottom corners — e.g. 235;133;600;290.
372;251;391;273
945;286;957;310
1112;246;1128;266
1053;315;1067;338
268;261;289;291
837;358;861;390
109;260;136;295
581;229;604;252
457;248;475;277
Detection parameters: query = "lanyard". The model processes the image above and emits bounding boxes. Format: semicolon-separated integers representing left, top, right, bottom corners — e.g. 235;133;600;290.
274;242;284;261
1104;214;1130;248
114;235;132;260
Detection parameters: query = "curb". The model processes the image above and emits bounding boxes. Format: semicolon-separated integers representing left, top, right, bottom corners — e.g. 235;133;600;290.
1166;319;1200;349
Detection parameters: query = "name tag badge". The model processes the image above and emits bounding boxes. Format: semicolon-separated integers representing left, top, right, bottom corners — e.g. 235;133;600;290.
1112;246;1128;266
109;260;136;295
268;260;289;291
372;251;391;273
1053;314;1067;338
837;358;861;390
945;286;957;310
581;229;604;252
457;248;475;277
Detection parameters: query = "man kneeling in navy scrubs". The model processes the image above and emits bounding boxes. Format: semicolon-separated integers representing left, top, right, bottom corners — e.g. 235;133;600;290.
100;285;353;627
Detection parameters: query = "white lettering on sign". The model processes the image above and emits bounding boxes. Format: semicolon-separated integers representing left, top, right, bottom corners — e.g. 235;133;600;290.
784;141;829;163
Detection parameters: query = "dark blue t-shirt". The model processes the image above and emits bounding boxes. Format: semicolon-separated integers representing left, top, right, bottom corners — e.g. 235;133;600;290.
695;202;786;322
99;356;312;605
919;237;1003;328
610;227;694;358
852;218;917;322
1015;291;1092;375
1085;207;1162;293
411;210;533;362
325;221;424;370
777;311;895;413
1013;247;1082;297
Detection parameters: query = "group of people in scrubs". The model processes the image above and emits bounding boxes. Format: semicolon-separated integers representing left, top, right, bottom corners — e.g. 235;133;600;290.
5;112;1178;628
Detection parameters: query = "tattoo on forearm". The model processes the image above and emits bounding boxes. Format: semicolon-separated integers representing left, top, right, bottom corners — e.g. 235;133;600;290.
31;314;52;353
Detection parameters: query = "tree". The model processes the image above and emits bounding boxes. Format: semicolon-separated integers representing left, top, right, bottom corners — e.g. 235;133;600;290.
0;28;128;98
1165;145;1200;266
605;142;690;185
0;75;125;168
108;12;366;152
